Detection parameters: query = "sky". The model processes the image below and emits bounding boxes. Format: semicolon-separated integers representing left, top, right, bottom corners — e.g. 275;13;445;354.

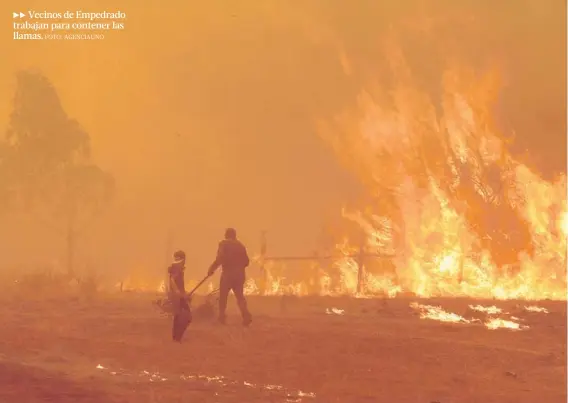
0;0;565;281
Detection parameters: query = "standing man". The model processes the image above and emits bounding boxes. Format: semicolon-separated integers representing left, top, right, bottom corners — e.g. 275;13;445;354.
168;250;192;342
208;228;252;326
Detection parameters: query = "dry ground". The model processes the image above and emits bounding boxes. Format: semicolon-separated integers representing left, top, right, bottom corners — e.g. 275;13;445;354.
0;291;565;403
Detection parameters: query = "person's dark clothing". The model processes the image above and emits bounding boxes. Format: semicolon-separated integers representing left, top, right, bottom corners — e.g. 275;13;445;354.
168;262;186;293
168;261;191;341
219;270;251;324
209;239;250;275
209;239;251;324
171;297;191;342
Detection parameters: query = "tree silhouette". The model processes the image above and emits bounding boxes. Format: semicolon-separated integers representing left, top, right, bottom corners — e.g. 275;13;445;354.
3;71;114;276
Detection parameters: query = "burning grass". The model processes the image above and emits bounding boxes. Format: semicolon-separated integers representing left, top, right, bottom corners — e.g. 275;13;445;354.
408;301;544;330
239;49;567;303
316;55;567;300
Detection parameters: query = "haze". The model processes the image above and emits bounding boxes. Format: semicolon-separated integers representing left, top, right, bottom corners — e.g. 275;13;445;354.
0;0;565;283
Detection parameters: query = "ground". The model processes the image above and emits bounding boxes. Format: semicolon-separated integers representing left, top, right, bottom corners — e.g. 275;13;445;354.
0;291;565;403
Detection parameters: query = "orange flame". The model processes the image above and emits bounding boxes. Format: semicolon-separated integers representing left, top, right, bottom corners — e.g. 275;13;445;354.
315;52;567;301
244;51;566;301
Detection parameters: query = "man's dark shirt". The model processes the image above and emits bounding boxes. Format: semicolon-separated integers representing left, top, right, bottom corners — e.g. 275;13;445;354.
210;239;250;274
168;262;186;293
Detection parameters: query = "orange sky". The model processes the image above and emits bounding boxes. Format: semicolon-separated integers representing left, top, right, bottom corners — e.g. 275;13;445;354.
0;1;565;280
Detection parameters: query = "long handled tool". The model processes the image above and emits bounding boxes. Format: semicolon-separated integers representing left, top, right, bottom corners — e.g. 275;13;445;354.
186;273;212;299
153;274;214;318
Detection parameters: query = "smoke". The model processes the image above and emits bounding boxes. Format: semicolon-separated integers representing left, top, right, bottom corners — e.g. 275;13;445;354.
0;1;564;284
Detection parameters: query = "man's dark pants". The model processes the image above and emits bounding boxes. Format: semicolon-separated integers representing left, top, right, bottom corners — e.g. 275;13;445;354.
171;297;192;341
219;271;251;323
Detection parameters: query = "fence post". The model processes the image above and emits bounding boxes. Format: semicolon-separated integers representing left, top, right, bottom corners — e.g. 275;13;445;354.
260;230;267;295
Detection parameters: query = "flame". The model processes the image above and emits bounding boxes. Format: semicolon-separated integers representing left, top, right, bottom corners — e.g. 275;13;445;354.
242;56;566;300
410;302;528;330
313;49;567;301
485;318;528;331
524;305;549;313
244;260;312;296
410;302;472;323
244;244;401;297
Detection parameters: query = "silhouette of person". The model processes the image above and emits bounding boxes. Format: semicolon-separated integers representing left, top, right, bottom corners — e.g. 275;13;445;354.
208;228;252;326
168;250;192;341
